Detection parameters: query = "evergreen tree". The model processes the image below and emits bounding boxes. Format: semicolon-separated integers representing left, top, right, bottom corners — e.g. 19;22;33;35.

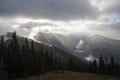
0;36;8;80
30;40;35;74
110;56;115;75
0;36;4;61
99;54;105;74
92;59;98;73
110;56;115;67
115;61;120;76
25;38;29;52
69;58;74;71
5;32;23;77
12;32;23;77
104;56;108;74
21;45;27;77
24;38;31;75
104;56;108;64
31;40;35;56
89;61;93;73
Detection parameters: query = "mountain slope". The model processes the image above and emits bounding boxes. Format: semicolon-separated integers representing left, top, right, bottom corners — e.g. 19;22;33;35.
82;34;120;61
34;32;120;62
34;32;87;60
0;32;88;68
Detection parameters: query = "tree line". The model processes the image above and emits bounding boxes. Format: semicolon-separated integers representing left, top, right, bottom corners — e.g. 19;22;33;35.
0;32;70;79
0;32;120;79
89;54;120;76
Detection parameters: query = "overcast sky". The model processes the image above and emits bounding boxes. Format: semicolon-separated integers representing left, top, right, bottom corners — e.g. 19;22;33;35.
0;0;120;39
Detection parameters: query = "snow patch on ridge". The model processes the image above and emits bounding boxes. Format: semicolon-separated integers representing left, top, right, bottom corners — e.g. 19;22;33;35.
76;40;84;49
74;40;84;53
84;54;98;61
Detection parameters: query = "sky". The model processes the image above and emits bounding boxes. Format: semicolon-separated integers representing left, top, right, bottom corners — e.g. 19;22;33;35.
0;0;120;39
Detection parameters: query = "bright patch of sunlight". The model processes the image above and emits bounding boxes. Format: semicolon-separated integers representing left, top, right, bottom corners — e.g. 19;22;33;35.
28;27;39;39
12;25;19;28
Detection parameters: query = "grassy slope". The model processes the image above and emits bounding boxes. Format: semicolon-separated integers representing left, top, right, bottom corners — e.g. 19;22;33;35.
17;71;120;80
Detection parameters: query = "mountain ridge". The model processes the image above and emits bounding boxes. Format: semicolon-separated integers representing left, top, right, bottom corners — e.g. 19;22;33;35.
34;32;120;62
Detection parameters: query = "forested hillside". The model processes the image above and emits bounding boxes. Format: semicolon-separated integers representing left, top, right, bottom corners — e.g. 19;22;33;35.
0;32;87;80
0;32;120;80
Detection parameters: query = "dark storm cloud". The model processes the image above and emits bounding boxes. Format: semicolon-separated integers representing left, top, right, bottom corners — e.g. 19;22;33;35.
0;0;98;20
